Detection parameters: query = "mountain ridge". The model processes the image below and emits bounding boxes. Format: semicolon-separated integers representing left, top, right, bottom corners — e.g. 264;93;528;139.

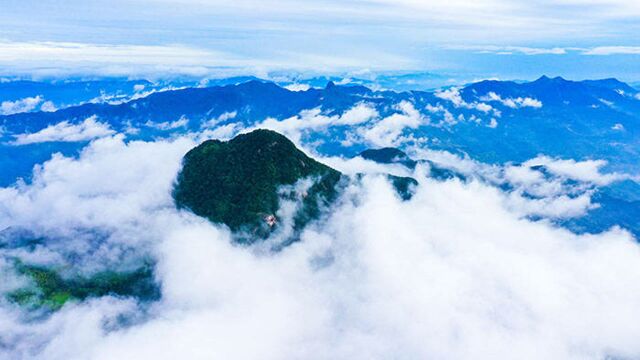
2;76;637;120
1;75;639;187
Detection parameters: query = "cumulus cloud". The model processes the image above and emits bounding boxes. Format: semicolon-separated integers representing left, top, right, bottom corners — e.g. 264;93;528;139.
523;156;624;185
198;123;243;141
284;83;311;92
434;87;466;107
1;133;640;359
0;136;187;231
255;103;379;145
320;155;414;178
248;101;430;150
0;118;640;359
425;103;461;126
1;96;56;115
201;111;238;129
357;101;426;147
1;97;42;115
435;87;495;113
145;116;190;131
505;190;597;218
40;101;57;112
11;116;115;145
481;92;543;108
407;147;617;219
0;134;194;270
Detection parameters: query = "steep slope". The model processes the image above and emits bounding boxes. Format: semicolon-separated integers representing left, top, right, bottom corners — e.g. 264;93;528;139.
359;147;418;168
173;129;343;240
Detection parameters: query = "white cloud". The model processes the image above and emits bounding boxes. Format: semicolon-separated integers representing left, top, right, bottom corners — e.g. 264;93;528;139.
435;87;495;113
201;111;238;129
0;40;415;77
0;134;640;359
582;46;640;55
40;101;57;112
599;98;614;107
0;1;638;80
481;92;543;108
474;102;493;112
284;83;311;92
501;165;576;201
0;96;56;115
612;123;624;131
407;147;623;218
488;118;499;128
11;116;115;145
199;123;243;141
90;85;187;106
447;45;640;57
505;191;596;218
523;156;624;185
519;97;543;108
254;103;379;145
1;97;42;115
0;41;241;68
445;44;640;59
145;116;190;131
425;103;459;126
337;104;380;125
358;101;426;147
434;87;466;106
320;155;414;178
447;45;569;55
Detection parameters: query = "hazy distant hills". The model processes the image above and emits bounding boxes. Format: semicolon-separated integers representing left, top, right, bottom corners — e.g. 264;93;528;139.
0;79;155;111
1;76;638;183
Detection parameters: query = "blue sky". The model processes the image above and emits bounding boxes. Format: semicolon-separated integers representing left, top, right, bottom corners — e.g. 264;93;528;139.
1;0;639;82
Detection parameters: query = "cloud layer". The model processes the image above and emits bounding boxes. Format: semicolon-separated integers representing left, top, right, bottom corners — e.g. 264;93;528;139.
1;96;56;115
11;116;115;145
0;132;639;359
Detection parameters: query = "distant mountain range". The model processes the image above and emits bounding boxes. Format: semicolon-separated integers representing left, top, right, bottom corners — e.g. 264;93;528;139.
1;75;640;249
1;76;638;186
0;79;156;111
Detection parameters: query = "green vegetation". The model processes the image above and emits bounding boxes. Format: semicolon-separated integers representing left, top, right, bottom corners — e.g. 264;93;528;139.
7;261;159;310
173;129;343;239
388;175;418;200
359;147;417;168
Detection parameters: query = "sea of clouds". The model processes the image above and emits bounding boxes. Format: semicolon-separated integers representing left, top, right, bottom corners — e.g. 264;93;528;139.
1;129;640;360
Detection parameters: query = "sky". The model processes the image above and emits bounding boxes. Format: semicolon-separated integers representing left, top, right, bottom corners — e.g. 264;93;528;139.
2;2;640;357
1;0;639;82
